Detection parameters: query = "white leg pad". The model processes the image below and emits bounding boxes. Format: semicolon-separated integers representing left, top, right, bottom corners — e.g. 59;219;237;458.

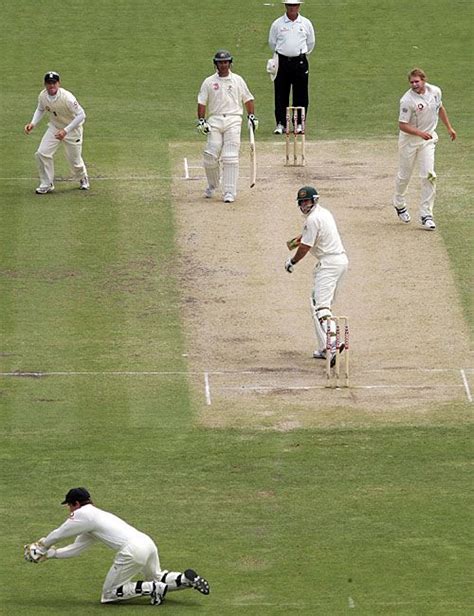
203;151;220;189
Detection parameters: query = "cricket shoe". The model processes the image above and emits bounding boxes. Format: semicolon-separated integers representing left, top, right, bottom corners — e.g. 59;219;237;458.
150;581;168;605
313;349;326;360
204;186;215;199
273;123;284;135
184;569;210;595
79;177;90;190
223;192;235;203
330;343;345;368
35;184;54;194
295;124;303;134
421;216;436;230
395;206;411;223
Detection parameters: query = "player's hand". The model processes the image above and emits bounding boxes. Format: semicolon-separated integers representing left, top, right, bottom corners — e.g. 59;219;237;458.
55;129;67;140
24;123;34;135
196;118;211;135
286;235;302;251
419;131;432;141
284;257;294;273
248;114;259;132
448;128;457;141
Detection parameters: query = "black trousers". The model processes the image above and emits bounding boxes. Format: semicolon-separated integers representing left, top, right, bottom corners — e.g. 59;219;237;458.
274;53;309;125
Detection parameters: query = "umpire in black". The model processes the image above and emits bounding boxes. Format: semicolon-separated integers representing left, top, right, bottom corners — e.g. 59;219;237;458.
268;1;316;134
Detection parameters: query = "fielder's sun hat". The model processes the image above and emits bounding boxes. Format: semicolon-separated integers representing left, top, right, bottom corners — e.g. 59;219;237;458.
61;487;91;504
44;71;60;83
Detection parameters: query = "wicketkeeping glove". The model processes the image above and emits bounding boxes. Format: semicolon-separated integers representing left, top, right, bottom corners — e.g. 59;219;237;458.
248;114;259;132
24;541;48;563
284;257;295;273
196;118;211;135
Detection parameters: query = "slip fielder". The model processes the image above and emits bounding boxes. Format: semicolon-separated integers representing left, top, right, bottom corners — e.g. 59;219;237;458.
24;71;89;194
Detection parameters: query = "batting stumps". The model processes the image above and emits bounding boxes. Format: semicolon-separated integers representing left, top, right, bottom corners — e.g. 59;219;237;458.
325;316;350;388
285;106;305;167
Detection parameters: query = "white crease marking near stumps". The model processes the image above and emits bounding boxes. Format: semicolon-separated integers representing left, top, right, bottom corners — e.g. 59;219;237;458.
204;372;212;406
460;369;473;403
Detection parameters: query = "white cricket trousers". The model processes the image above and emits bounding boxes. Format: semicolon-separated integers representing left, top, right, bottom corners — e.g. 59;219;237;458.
311;254;348;351
35;125;87;188
101;536;160;603
393;134;438;219
204;114;242;196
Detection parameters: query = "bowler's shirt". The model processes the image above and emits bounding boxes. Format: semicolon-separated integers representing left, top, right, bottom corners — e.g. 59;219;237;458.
43;504;153;558
398;83;442;141
301;205;346;261
269;14;315;57
35;87;86;134
198;71;254;116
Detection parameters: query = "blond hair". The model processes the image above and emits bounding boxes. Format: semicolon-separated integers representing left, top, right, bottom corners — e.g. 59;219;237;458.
408;68;426;81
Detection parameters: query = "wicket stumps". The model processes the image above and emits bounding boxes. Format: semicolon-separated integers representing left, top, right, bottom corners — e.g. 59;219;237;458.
325;316;350;388
285;106;305;167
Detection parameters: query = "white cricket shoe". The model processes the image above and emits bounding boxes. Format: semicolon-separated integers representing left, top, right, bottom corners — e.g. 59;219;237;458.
296;124;303;134
273;123;284;135
79;177;90;190
150;582;168;605
313;349;326;360
223;192;235;203
421;216;436;230
184;569;210;595
395;206;411;223
204;186;215;199
35;184;54;194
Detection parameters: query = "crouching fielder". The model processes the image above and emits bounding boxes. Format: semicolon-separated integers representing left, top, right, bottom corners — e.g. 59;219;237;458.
196;49;258;203
285;186;348;364
24;488;210;606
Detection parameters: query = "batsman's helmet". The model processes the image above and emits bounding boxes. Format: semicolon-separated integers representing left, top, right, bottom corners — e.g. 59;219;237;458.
213;50;233;65
296;185;319;215
44;71;60;83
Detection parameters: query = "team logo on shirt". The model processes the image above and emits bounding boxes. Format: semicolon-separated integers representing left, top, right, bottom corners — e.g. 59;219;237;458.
402;107;408;113
213;83;220;90
45;106;51;112
417;103;424;110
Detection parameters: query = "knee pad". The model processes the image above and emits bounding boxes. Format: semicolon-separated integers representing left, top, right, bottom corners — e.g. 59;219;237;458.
203;151;219;169
314;306;332;326
221;141;239;165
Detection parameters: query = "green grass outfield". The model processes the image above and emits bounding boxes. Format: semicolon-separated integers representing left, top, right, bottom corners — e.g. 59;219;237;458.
0;1;472;614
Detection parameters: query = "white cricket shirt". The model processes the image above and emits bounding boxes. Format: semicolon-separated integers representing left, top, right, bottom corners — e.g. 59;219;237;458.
301;205;346;260
398;82;442;139
197;71;254;116
268;14;315;57
43;504;152;553
35;87;86;134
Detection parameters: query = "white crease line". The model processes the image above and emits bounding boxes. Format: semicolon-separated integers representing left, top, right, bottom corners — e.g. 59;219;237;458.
460;369;473;403
204;372;212;406
219;384;465;392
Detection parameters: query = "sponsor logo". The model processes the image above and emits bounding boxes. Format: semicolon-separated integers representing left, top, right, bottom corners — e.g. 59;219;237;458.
212;83;219;90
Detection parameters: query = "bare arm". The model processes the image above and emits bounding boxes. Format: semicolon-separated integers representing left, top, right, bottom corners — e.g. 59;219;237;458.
399;122;432;141
439;105;456;141
197;103;207;119
244;100;255;116
290;242;312;265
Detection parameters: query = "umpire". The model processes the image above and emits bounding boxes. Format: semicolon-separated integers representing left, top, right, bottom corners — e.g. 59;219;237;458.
269;1;315;134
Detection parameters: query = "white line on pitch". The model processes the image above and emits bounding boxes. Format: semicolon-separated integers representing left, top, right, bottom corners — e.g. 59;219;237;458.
204;372;212;406
219;384;466;392
183;158;190;179
460;369;473;403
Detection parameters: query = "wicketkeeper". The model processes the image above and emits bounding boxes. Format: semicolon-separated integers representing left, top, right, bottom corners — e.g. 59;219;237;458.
24;488;210;606
196;50;258;203
285;186;348;363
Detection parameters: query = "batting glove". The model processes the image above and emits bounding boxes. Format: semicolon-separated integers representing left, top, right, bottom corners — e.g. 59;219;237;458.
196;118;211;135
284;257;295;273
248;114;259;132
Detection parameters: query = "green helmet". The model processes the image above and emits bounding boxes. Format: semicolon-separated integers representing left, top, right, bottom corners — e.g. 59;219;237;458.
213;49;233;64
296;186;319;214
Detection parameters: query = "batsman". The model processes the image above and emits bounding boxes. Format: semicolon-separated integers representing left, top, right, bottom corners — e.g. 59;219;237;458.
285;186;349;364
196;50;258;203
